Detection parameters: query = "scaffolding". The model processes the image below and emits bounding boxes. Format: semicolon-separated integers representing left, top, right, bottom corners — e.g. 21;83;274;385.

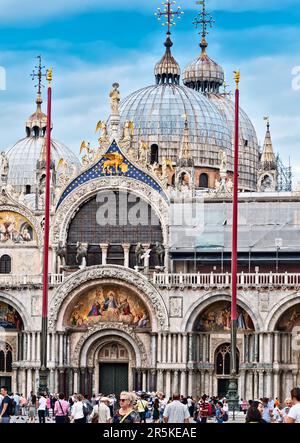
276;154;292;192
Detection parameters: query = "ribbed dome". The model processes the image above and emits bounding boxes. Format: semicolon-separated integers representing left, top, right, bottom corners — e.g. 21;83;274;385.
5;137;80;191
208;93;259;191
154;34;181;85
119;83;233;169
183;38;224;93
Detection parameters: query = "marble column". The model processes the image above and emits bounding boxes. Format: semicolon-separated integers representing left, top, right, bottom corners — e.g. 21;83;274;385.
51;333;56;365
37;333;41;364
151;334;157;367
27;333;31;362
32;332;36;363
173;370;179;394
21;369;26;396
165;370;171;399
142;371;147;392
164;245;169;273
188;333;193;362
182;333;187;364
172;334;177;364
12;368;17;394
157;370;164;392
265;370;273;397
259;334;264;363
188;370;193;396
142;243;151;273
122;243;131;268
157;333;162;364
273;370;280;399
239;370;246;400
26;368;32;397
209;370;213;395
274;332;279;364
100;244;109;265
162;334;167;363
258;370;264;397
80;368;85;394
73;369;79;394
253;370;258;399
49;369;55;393
59;333;63;367
177;334;182;364
180;371;187;397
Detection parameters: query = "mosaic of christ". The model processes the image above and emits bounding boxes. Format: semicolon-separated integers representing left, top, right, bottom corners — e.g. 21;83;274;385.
68;285;150;329
194;301;254;332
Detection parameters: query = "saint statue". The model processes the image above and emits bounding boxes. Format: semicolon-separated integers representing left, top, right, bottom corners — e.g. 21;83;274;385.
218;150;227;172
135;242;145;267
109;82;120;115
154;242;165;267
0;152;9;177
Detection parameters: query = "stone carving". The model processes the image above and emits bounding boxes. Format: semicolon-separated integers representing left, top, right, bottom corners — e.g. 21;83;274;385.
109;83;120;116
0;152;9;179
48;265;169;331
135;242;145;267
76;242;88;267
72;321;148;367
57;241;67;267
154;242;165;268
169;297;183;318
218;150;227;173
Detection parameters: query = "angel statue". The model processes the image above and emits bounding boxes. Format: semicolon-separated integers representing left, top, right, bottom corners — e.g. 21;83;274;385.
218;150;227;172
139;140;148;165
96;120;109;145
109;82;120;115
80;141;95;166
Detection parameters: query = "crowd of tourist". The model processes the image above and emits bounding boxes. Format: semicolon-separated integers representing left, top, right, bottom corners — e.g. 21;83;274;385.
1;385;300;423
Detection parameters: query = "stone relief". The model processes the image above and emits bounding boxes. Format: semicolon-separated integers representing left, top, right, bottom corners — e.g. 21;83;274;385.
169;297;183;318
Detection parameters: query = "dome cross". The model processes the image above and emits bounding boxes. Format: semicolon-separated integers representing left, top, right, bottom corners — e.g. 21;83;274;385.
31;55;46;96
155;1;184;36
193;0;215;39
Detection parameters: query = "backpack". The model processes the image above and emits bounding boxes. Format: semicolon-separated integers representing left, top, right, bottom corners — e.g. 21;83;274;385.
7;398;16;416
83;401;93;417
223;412;229;422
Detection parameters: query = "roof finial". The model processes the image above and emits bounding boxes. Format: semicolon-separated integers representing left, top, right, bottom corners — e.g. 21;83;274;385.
193;0;215;56
31;55;46;109
155;1;184;37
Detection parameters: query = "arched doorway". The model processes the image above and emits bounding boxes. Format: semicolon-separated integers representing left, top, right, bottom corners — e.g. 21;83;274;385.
215;343;239;398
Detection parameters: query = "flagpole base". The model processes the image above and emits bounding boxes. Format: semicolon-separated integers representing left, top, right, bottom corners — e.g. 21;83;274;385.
38;367;49;396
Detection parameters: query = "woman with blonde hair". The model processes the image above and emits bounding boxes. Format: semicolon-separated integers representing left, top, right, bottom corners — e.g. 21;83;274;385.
71;394;85;423
113;392;139;423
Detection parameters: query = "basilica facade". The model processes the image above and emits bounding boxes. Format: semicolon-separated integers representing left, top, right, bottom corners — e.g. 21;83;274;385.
0;8;300;403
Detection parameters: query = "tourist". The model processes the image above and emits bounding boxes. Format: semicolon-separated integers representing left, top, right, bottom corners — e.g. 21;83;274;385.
137;393;149;423
113;391;139;423
260;397;274;423
281;398;293;422
13;392;20;416
286;387;300;423
45;394;51;417
152;398;160;423
83;394;93;422
163;393;190;424
215;401;225;423
37;393;47;423
245;400;266;423
28;394;37;423
197;395;210;423
90;396;111;423
71;394;86;423
19;393;27;416
241;398;248;414
0;386;12;423
54;392;70;423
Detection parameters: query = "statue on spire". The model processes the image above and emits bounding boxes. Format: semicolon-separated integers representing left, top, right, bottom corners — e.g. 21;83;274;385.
109;82;120;116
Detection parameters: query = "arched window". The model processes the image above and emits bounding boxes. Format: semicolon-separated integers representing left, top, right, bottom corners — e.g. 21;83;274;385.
25;185;31;195
199;173;209;188
150;144;159;164
0;344;13;373
0;255;11;274
215;343;239;375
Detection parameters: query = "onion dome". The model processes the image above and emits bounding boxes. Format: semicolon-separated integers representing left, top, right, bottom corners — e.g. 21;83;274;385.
260;119;277;171
5;94;80;192
183;37;224;93
154;33;181;85
209;93;259;191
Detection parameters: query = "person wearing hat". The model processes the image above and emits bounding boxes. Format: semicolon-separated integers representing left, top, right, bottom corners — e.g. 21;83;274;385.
90;396;111;423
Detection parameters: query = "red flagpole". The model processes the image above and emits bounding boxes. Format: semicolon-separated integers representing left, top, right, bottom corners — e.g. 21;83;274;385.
40;68;52;391
227;70;240;410
231;71;240;323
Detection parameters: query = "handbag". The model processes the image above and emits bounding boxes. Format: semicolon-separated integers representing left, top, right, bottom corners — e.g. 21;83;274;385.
58;400;70;423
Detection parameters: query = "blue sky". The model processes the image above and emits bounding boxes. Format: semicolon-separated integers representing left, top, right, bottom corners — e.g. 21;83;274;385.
1;0;300;184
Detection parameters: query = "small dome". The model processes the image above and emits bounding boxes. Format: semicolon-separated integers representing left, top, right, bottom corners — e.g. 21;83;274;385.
5;95;80;191
183;38;224;93
154;34;181;85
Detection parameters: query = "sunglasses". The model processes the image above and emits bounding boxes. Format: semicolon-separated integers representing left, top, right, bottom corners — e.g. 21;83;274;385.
120;399;127;402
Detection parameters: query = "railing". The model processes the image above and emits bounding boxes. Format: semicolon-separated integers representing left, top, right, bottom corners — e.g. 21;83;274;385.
0;274;65;287
153;272;300;289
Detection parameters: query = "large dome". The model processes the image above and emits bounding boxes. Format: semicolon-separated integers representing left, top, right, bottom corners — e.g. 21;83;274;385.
120;83;233;170
208;94;259;191
5;137;79;191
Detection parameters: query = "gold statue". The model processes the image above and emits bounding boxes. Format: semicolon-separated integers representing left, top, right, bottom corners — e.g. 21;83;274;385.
102;152;128;174
109;82;120;115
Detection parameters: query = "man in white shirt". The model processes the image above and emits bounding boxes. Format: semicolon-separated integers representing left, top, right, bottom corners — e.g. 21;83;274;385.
90;397;111;423
163;394;190;424
38;394;47;424
286;388;300;423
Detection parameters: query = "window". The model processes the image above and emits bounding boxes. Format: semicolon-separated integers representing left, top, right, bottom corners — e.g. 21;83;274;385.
25;185;31;195
199;173;209;188
150;144;159;164
0;344;13;373
215;343;239;375
0;255;11;274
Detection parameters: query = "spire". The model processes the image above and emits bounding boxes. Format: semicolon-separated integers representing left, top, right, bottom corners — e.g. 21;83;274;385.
26;56;50;138
261;117;277;171
154;1;184;85
177;115;194;167
193;0;215;58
